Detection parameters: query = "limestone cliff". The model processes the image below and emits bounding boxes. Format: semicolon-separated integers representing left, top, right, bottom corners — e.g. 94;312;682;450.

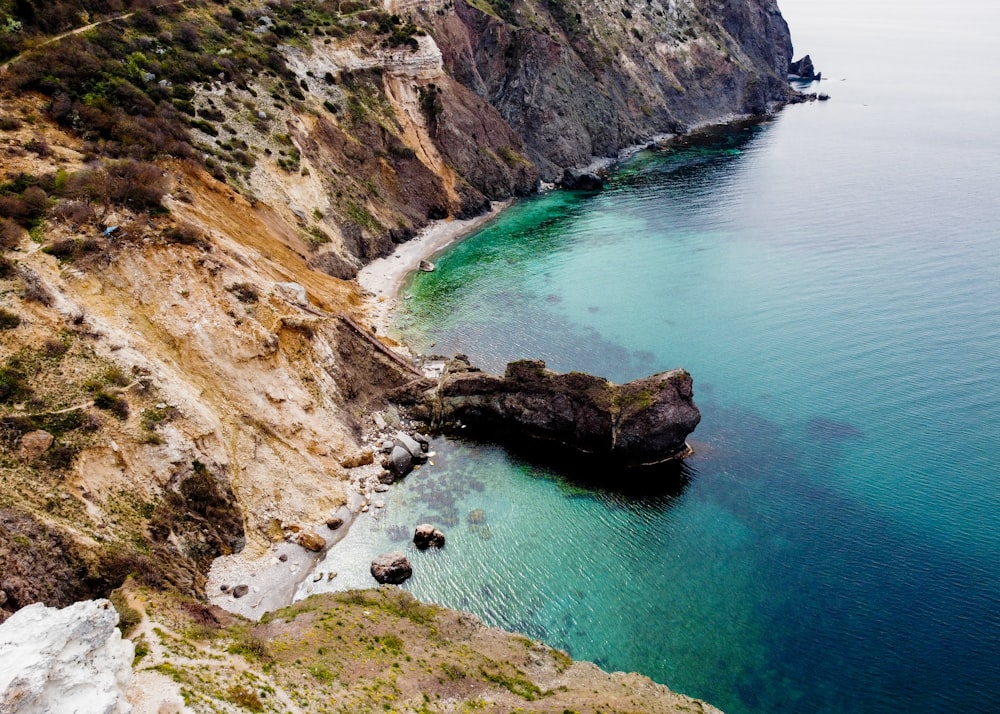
0;599;133;714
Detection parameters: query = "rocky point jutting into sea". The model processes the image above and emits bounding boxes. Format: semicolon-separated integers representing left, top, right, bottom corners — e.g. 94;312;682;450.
0;0;805;710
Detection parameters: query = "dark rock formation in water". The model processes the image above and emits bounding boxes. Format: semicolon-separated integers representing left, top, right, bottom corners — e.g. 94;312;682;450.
560;168;605;191
371;553;413;585
789;54;821;80
413;524;446;550
393;357;700;468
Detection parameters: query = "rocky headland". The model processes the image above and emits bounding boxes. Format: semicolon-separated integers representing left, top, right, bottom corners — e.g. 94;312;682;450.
392;356;701;468
0;0;805;710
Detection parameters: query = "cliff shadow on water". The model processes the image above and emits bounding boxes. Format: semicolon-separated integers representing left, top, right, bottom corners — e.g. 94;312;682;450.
438;431;697;502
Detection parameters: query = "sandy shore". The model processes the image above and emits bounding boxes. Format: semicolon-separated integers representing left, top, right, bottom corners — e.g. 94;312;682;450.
357;201;510;334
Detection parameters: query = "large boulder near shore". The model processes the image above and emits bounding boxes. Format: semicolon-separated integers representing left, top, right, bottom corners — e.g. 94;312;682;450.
297;531;327;553
387;445;413;479
394;432;425;460
561;167;604;191
391;357;700;468
370;553;413;584
414;524;446;550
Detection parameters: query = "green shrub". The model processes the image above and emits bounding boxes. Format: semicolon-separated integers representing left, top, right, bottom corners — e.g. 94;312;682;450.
0;308;20;330
93;391;129;420
0;365;30;404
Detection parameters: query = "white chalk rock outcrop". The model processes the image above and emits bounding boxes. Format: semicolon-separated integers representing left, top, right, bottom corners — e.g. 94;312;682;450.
0;599;134;714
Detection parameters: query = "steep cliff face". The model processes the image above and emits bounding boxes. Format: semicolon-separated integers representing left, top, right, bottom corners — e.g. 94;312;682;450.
417;0;792;177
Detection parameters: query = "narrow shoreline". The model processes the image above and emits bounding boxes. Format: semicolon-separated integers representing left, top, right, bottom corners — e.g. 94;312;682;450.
357;201;512;336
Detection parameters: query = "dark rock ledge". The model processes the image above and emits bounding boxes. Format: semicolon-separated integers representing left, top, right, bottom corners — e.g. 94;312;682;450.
390;356;701;468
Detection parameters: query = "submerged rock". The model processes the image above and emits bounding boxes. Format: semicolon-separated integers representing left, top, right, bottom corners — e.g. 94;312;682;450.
370;552;413;584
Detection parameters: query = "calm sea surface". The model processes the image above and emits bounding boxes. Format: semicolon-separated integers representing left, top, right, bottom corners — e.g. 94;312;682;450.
305;2;1000;711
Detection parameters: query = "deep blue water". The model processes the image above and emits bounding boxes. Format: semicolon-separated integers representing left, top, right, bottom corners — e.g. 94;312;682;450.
305;2;1000;712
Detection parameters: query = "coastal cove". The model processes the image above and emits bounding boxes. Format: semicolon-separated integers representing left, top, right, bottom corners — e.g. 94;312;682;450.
300;2;1000;713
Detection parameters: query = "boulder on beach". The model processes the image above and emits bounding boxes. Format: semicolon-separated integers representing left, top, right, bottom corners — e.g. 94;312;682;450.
326;516;344;530
297;531;327;552
414;523;446;550
370;552;413;584
387;444;413;478
340;448;374;469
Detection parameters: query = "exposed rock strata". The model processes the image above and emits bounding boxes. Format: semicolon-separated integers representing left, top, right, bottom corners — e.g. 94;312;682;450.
420;0;793;178
394;357;701;467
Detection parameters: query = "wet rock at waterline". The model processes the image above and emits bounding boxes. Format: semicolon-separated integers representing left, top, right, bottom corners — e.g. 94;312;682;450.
414;524;446;550
370;553;413;585
560;167;604;191
392;357;700;468
384;431;431;479
387;445;413;479
394;432;424;460
788;54;821;80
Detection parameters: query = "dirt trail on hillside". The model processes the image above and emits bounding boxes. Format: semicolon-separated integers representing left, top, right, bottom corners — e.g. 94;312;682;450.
0;1;187;73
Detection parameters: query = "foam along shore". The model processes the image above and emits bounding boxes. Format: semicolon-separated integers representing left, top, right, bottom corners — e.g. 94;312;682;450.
357;201;511;334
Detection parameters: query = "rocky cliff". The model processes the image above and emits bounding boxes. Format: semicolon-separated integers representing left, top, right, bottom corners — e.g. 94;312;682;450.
425;0;792;178
0;0;796;709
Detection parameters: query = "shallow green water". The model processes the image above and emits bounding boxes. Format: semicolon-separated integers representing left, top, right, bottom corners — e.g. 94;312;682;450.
305;2;1000;712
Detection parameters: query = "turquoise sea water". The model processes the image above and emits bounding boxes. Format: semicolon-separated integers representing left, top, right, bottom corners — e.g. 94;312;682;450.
307;2;1000;712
